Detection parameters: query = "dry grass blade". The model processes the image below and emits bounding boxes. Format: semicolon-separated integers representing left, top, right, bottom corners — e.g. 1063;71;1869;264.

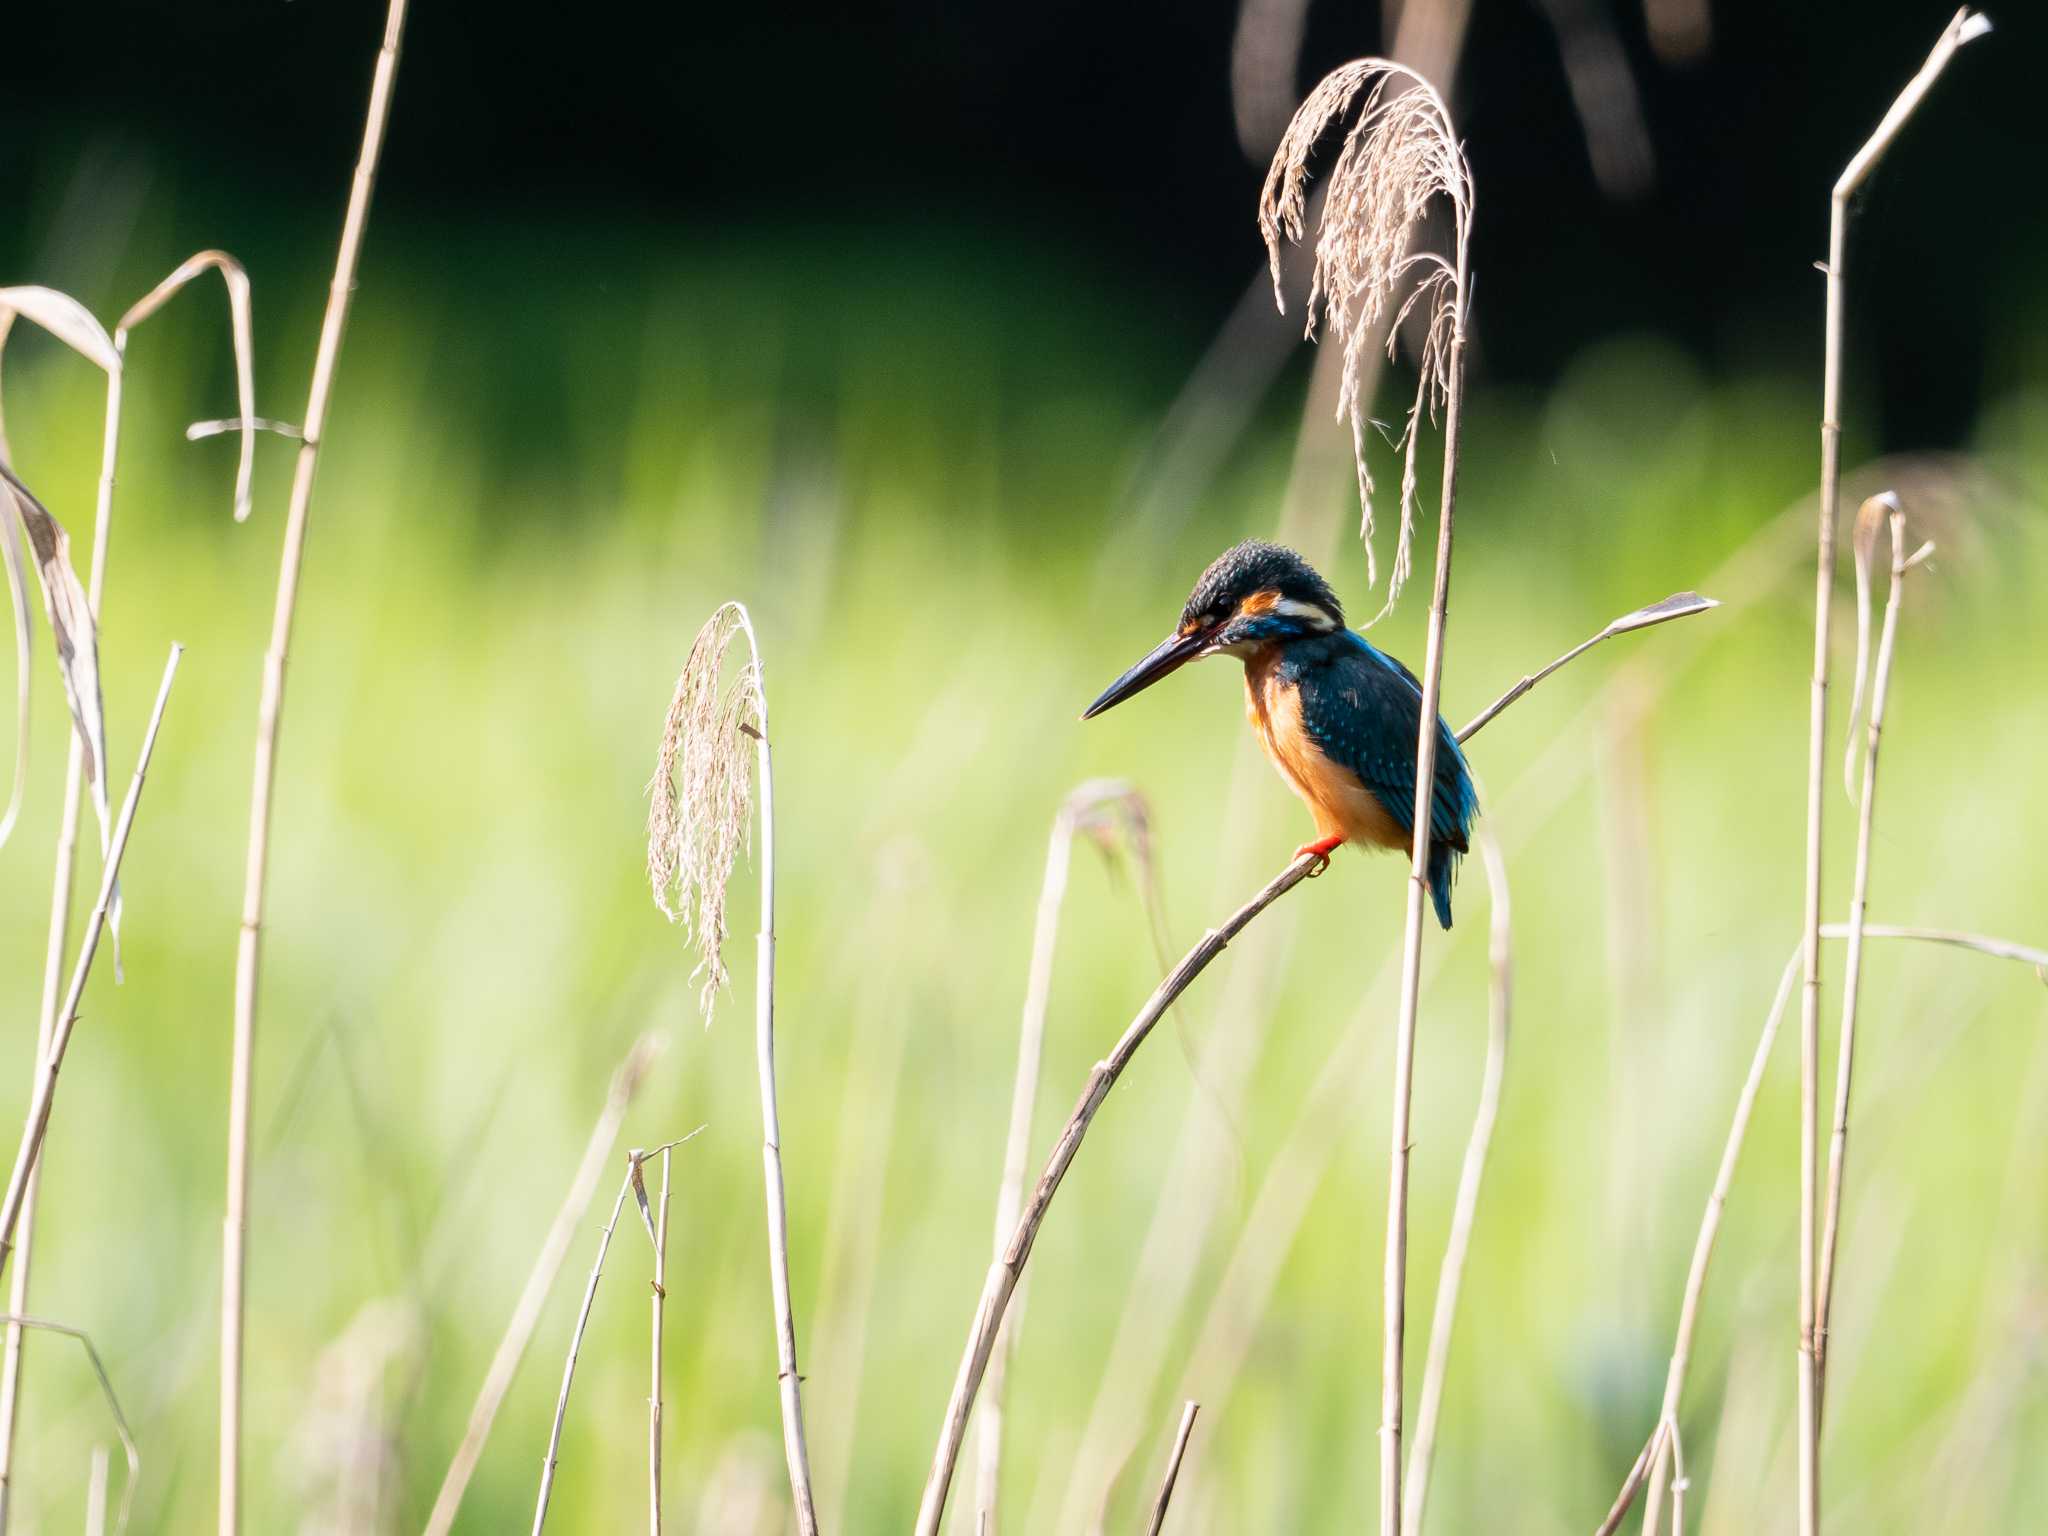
913;851;1321;1536
1402;814;1509;1536
117;251;260;522
533;1132;702;1536
0;644;181;1276
648;601;818;1534
0;1315;138;1536
1258;58;1472;613
1596;1420;1669;1536
1798;17;1988;1530
976;778;1153;1536
1141;1401;1201;1536
648;1144;673;1536
1814;497;1922;1413
648;602;762;1018
0;489;33;851
1454;592;1718;743
222;8;409;1528
423;1031;664;1536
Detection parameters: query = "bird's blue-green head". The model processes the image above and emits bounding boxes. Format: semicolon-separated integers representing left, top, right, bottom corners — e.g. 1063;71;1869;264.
1083;540;1345;719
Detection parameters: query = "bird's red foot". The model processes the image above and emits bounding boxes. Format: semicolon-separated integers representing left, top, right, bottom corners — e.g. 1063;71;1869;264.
1294;835;1345;876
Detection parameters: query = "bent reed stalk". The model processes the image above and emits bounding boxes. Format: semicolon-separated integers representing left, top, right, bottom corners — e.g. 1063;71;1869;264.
0;249;259;1534
221;5;409;1533
1795;15;1986;1532
914;584;1715;1536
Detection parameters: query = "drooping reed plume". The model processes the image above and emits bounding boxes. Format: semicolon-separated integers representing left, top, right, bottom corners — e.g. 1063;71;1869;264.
1259;60;1471;1535
648;601;820;1535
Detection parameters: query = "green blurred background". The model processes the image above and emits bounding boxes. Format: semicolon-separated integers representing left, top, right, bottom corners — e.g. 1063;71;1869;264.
1;3;2046;1532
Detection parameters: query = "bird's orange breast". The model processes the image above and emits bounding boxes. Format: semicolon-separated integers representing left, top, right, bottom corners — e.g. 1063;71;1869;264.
1244;653;1408;853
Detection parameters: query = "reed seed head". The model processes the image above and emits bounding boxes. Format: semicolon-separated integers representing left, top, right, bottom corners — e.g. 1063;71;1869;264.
1259;60;1473;616
648;602;766;1020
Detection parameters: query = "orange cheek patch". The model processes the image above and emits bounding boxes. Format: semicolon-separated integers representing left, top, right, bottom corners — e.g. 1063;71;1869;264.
1239;588;1282;617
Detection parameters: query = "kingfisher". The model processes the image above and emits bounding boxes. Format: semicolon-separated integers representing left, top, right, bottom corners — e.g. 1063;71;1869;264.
1083;540;1478;927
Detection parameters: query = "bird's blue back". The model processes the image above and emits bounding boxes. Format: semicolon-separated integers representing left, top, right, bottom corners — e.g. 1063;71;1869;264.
1272;628;1478;926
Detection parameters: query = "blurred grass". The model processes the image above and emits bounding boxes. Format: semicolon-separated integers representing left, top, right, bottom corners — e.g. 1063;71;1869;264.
0;222;2044;1533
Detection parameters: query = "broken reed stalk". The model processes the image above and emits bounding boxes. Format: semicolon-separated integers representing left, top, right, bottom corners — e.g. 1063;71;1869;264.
0;645;182;1274
0;1315;138;1536
0;250;258;1534
422;1031;663;1536
1796;16;1986;1531
1141;1401;1201;1536
1402;815;1508;1536
648;1145;672;1536
912;852;1321;1536
647;602;818;1533
220;8;407;1530
532;1134;701;1536
976;781;1150;1536
1814;500;1928;1413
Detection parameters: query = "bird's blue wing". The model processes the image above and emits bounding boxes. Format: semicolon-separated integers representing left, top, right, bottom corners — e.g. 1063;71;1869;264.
1290;633;1476;851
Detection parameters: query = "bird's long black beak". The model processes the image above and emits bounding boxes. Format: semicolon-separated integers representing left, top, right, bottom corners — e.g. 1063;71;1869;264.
1082;629;1208;720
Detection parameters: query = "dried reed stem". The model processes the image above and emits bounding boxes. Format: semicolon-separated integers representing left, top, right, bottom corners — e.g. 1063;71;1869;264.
533;1174;633;1535
975;782;1149;1536
533;1134;700;1536
0;1315;138;1536
649;1145;672;1536
1814;502;1926;1415
1797;16;1986;1530
1142;1401;1201;1536
912;852;1321;1536
221;6;407;1529
1623;917;2047;1534
1596;1419;1670;1536
0;249;258;1533
0;645;182;1273
647;602;818;1531
1666;1413;1687;1536
423;1032;664;1536
1639;947;1801;1535
1402;816;1508;1536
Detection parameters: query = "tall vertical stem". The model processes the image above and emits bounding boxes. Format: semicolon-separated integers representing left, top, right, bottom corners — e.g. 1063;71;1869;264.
1795;17;1986;1530
750;705;820;1534
1381;286;1466;1536
220;5;407;1531
649;1146;672;1536
0;357;123;1530
1814;513;1910;1412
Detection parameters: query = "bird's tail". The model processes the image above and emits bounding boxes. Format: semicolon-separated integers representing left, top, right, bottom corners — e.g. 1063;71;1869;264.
1428;842;1459;930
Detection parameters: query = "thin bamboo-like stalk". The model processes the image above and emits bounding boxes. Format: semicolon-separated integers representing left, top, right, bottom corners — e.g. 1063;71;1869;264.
1667;1413;1687;1536
0;645;182;1271
1141;1402;1201;1536
730;609;822;1536
532;1172;634;1535
649;1145;672;1536
221;6;408;1530
1813;506;1920;1410
1796;16;1986;1530
912;852;1321;1536
975;783;1145;1535
1623;922;2039;1536
0;248;259;1535
1402;814;1508;1536
532;1133;700;1536
1380;189;1471;1536
1640;948;1801;1535
423;1033;662;1536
